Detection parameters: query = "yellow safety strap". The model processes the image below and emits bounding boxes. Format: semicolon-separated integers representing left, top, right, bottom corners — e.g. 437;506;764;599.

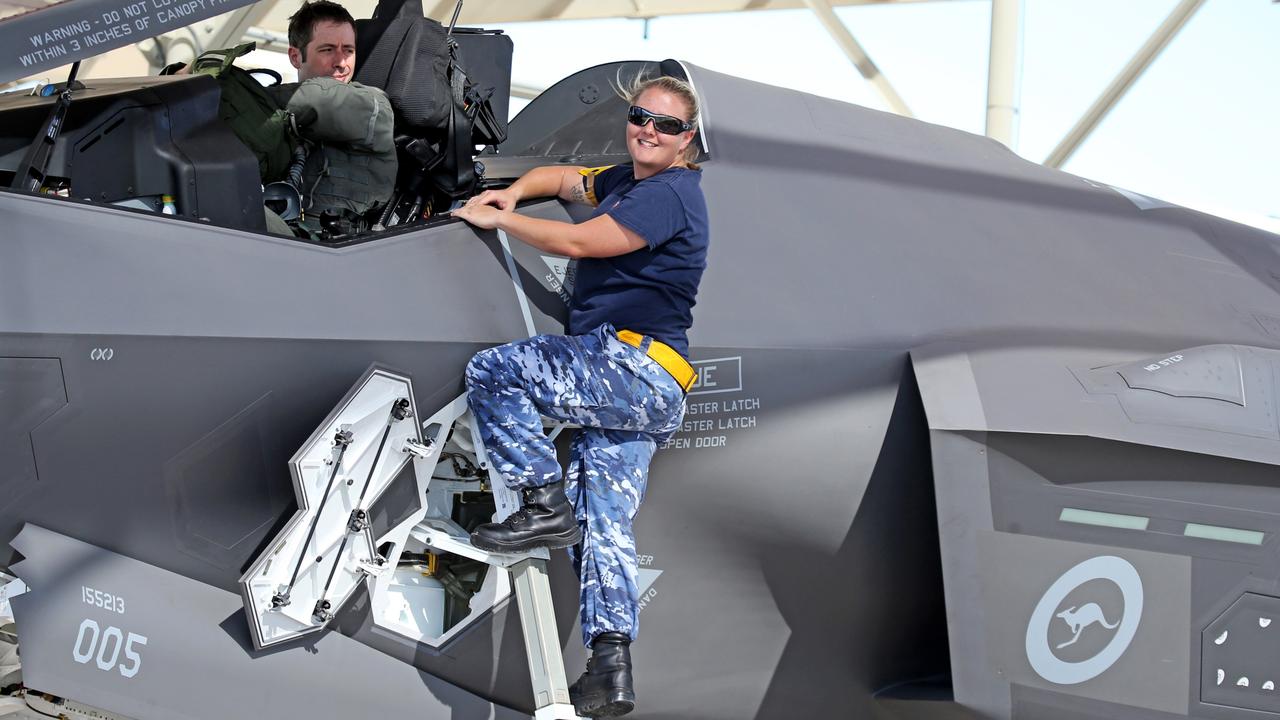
617;330;697;392
578;165;615;207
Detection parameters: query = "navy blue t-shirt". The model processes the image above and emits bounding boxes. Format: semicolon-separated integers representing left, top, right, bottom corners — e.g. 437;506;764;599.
567;164;709;357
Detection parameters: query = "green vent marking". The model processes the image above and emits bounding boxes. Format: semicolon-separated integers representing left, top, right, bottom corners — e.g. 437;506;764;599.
1059;508;1149;531
1184;523;1264;546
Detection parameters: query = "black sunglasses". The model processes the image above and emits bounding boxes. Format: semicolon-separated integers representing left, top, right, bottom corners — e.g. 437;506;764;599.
627;105;693;135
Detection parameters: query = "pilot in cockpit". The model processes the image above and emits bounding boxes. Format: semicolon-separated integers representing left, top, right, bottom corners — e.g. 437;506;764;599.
169;0;396;237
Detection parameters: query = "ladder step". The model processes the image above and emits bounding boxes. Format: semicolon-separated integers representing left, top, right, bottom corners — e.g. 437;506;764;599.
448;411;577;717
408;519;550;568
408;522;576;718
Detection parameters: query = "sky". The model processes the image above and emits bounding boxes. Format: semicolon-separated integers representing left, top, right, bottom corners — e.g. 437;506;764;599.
477;0;1278;233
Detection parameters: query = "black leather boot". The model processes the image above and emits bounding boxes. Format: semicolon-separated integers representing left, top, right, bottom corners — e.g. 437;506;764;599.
570;632;635;717
469;482;581;553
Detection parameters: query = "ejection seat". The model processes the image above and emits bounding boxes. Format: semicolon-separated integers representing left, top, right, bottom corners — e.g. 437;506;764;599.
353;0;511;226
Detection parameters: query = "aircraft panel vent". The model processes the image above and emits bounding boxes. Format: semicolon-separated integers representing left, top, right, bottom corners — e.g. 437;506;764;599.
1202;592;1280;713
0;357;66;512
163;392;291;570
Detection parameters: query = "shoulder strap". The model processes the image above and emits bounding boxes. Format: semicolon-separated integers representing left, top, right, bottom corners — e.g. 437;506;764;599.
447;51;473;187
192;42;258;77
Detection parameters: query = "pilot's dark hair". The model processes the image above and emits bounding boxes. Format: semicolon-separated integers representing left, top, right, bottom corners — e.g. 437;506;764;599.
287;1;356;59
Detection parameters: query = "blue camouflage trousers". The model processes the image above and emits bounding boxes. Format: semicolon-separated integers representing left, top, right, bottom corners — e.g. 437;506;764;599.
464;323;686;646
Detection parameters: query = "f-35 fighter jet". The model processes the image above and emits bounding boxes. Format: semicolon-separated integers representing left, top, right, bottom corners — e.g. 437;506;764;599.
2;1;1279;718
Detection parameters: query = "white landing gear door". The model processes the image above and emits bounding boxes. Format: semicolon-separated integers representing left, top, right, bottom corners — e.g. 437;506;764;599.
239;367;437;650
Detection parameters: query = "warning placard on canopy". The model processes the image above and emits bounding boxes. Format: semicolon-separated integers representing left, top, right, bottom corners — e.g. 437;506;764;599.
0;0;252;83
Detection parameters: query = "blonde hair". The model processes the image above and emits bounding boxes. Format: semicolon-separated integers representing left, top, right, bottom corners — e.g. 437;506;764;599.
616;73;702;170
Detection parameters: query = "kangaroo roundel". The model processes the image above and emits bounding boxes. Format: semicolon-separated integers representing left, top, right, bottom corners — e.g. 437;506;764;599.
1025;555;1144;685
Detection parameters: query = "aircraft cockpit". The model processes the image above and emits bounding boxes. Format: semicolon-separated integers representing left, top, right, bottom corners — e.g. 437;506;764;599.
0;3;703;247
0;73;267;229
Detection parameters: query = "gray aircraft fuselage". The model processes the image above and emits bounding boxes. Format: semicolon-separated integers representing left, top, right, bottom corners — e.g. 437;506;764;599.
2;48;1280;720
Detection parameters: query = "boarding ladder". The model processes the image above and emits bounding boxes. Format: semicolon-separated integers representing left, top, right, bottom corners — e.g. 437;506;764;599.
404;432;579;720
239;368;580;719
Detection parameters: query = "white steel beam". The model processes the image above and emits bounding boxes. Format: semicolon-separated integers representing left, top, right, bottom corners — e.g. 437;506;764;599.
511;83;545;100
208;1;277;53
802;0;913;117
244;27;291;54
1044;0;1205;168
984;0;1022;149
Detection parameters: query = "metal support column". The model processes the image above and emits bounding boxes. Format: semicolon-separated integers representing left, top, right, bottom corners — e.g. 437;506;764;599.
802;0;913;117
984;0;1023;149
512;559;579;720
1044;0;1205;168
